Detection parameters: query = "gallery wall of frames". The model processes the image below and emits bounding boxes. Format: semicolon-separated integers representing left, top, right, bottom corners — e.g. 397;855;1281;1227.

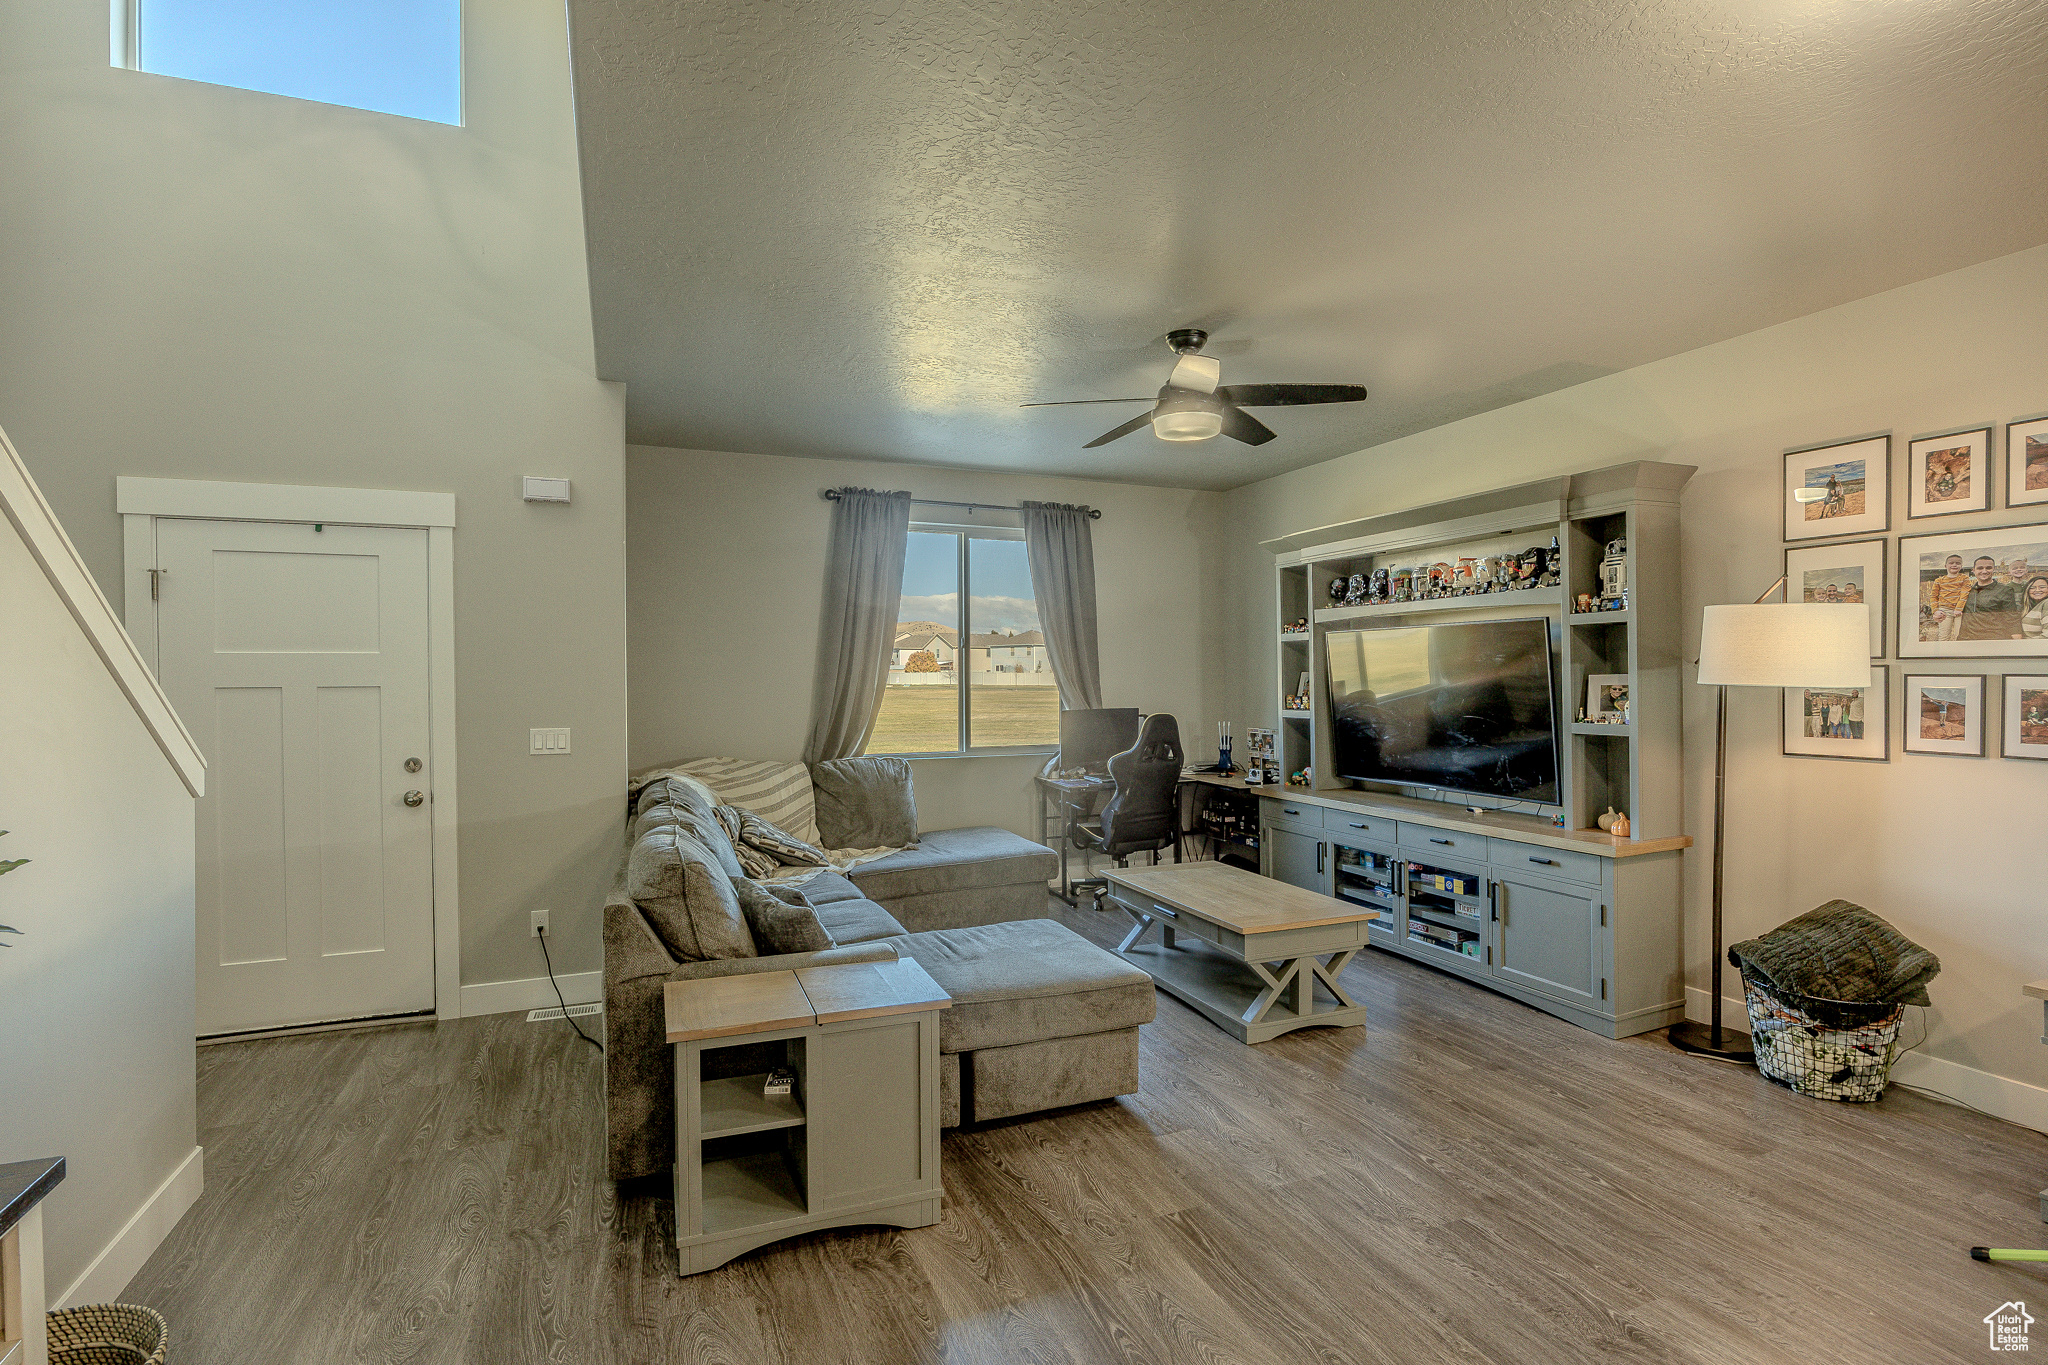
1779;415;2048;763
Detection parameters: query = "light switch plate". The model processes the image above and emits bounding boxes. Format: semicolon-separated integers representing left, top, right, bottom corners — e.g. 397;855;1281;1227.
522;476;572;503
530;727;571;755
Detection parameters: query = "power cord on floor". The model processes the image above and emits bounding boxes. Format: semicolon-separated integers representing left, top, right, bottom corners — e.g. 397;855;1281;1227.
1890;1004;2045;1141
538;927;603;1055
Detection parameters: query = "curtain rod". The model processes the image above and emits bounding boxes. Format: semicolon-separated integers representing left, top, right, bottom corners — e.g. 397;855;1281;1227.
821;489;1101;519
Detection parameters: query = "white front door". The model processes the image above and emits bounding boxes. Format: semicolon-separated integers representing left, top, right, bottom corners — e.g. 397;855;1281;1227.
153;518;436;1034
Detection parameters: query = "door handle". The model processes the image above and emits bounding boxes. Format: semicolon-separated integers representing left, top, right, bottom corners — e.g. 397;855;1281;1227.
1315;842;1325;875
404;757;423;773
1430;837;1452;846
403;790;425;807
1347;821;1367;829
1489;882;1499;922
1529;856;1558;866
1283;807;1302;816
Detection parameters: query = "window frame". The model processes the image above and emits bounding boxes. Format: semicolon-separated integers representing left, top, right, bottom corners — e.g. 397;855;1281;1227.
867;520;1059;761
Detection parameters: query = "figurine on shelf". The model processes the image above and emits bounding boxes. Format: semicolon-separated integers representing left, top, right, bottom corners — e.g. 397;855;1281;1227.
1475;555;1500;592
1610;811;1631;837
1284;617;1309;634
1596;806;1618;831
1346;571;1369;605
1539;535;1562;587
1599;536;1628;608
1575;592;1595;614
1391;567;1414;602
1328;575;1348;608
1288;767;1311;788
1513;545;1545;587
1368;566;1390;603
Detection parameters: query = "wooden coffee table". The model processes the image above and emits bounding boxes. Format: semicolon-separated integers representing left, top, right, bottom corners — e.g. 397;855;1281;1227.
1106;861;1376;1044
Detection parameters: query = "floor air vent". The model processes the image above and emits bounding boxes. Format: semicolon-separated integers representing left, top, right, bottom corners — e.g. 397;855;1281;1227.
527;1003;603;1023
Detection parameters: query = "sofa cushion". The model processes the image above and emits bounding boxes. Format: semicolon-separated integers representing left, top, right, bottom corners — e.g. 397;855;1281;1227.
848;826;1059;904
673;757;821;847
813;896;909;945
624;824;757;962
779;871;865;905
731;878;833;955
633;778;748;882
810;757;919;849
890;919;1155;1054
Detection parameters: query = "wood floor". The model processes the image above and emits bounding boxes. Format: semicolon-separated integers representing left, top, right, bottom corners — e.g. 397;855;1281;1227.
129;899;2048;1363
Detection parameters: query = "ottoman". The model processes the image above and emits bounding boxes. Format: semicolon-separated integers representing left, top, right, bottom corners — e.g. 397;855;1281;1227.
889;918;1156;1126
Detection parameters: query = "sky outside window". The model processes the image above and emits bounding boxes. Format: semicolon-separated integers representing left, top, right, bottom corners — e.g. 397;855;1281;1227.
137;0;462;125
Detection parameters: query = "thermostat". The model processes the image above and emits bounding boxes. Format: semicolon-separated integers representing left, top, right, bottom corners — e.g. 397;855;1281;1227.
522;477;572;503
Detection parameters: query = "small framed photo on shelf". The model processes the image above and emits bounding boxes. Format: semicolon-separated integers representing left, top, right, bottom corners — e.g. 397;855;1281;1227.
1902;674;1985;757
2003;675;2048;760
1784;434;1890;541
2009;417;2048;509
1784;538;1885;657
1585;674;1630;723
1782;665;1887;761
1907;428;1992;518
1898;525;2048;656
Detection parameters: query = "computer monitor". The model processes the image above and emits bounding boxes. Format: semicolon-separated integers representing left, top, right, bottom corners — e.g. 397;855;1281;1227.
1059;708;1141;773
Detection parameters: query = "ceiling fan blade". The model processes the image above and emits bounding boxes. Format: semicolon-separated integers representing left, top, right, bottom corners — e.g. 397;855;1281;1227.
1219;405;1277;445
1082;410;1159;449
1215;383;1369;407
1166;354;1221;394
1018;398;1153;408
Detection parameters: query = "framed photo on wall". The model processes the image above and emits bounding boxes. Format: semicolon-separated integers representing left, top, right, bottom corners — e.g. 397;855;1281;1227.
1898;526;2048;657
1782;665;1887;761
1902;674;1985;756
2003;675;2048;760
1784;435;1889;541
1784;538;1885;657
2009;417;2048;509
1907;428;1992;518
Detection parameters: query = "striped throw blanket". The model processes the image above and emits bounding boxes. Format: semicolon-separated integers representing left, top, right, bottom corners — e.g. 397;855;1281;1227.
629;758;901;885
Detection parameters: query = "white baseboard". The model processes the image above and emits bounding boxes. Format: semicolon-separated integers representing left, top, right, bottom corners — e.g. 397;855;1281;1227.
57;1144;203;1309
459;969;601;1018
1685;986;2048;1133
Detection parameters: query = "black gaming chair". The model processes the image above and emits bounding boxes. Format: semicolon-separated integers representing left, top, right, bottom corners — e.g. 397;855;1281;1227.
1067;712;1183;910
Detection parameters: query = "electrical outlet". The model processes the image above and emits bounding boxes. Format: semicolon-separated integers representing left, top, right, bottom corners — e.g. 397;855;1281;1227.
530;909;550;938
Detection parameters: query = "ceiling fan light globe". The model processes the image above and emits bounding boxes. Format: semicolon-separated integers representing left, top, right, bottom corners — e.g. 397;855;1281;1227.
1153;409;1223;442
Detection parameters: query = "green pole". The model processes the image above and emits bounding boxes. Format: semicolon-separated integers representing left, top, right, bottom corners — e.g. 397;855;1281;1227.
1972;1248;2048;1262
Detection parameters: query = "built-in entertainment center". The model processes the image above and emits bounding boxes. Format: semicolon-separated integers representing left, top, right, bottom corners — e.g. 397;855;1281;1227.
1223;461;1696;1038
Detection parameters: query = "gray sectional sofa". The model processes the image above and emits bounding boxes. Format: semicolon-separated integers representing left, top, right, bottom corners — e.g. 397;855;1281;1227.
603;768;1155;1182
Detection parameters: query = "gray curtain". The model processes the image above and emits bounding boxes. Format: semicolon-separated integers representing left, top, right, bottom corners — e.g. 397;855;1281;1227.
1021;501;1103;711
804;488;912;763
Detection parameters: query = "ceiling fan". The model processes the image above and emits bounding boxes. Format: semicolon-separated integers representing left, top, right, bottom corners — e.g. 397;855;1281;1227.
1022;329;1368;448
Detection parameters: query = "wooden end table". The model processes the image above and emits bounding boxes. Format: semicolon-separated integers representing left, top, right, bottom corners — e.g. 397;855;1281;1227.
665;957;950;1274
1107;861;1376;1044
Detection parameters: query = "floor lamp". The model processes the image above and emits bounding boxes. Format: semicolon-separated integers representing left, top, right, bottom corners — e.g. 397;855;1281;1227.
1669;583;1869;1063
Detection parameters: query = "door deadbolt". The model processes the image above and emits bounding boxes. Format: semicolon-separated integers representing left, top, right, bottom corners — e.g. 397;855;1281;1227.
404;757;423;773
403;790;425;807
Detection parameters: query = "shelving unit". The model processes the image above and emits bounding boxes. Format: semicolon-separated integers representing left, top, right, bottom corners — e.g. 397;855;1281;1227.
1233;462;1696;1040
1261;460;1691;842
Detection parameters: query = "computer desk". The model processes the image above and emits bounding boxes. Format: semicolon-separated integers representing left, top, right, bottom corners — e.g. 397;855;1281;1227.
1035;769;1273;904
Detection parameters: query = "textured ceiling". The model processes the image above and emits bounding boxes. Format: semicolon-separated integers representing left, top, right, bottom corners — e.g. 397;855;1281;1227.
568;0;2048;491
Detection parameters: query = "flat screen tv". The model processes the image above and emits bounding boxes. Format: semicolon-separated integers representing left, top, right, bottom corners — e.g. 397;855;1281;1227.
1324;617;1559;804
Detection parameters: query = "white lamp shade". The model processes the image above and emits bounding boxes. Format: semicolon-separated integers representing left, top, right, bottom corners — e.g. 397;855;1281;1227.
1697;603;1869;688
1153;408;1223;442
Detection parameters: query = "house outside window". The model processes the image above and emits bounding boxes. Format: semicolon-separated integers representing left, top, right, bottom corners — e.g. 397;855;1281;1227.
868;526;1060;756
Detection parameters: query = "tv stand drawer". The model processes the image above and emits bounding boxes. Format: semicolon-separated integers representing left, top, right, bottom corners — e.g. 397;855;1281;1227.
1396;823;1485;857
1490;839;1601;886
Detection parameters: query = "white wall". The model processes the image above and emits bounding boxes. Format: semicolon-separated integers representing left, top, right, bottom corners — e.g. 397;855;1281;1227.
627;446;1225;838
0;521;198;1299
1221;244;2048;1099
0;0;626;990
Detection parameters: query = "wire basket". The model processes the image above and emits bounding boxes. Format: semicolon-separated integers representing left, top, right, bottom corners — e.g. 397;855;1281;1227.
46;1303;167;1365
1741;973;1905;1102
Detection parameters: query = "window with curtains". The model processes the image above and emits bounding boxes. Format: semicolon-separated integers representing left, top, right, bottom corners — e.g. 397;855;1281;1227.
867;525;1061;756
